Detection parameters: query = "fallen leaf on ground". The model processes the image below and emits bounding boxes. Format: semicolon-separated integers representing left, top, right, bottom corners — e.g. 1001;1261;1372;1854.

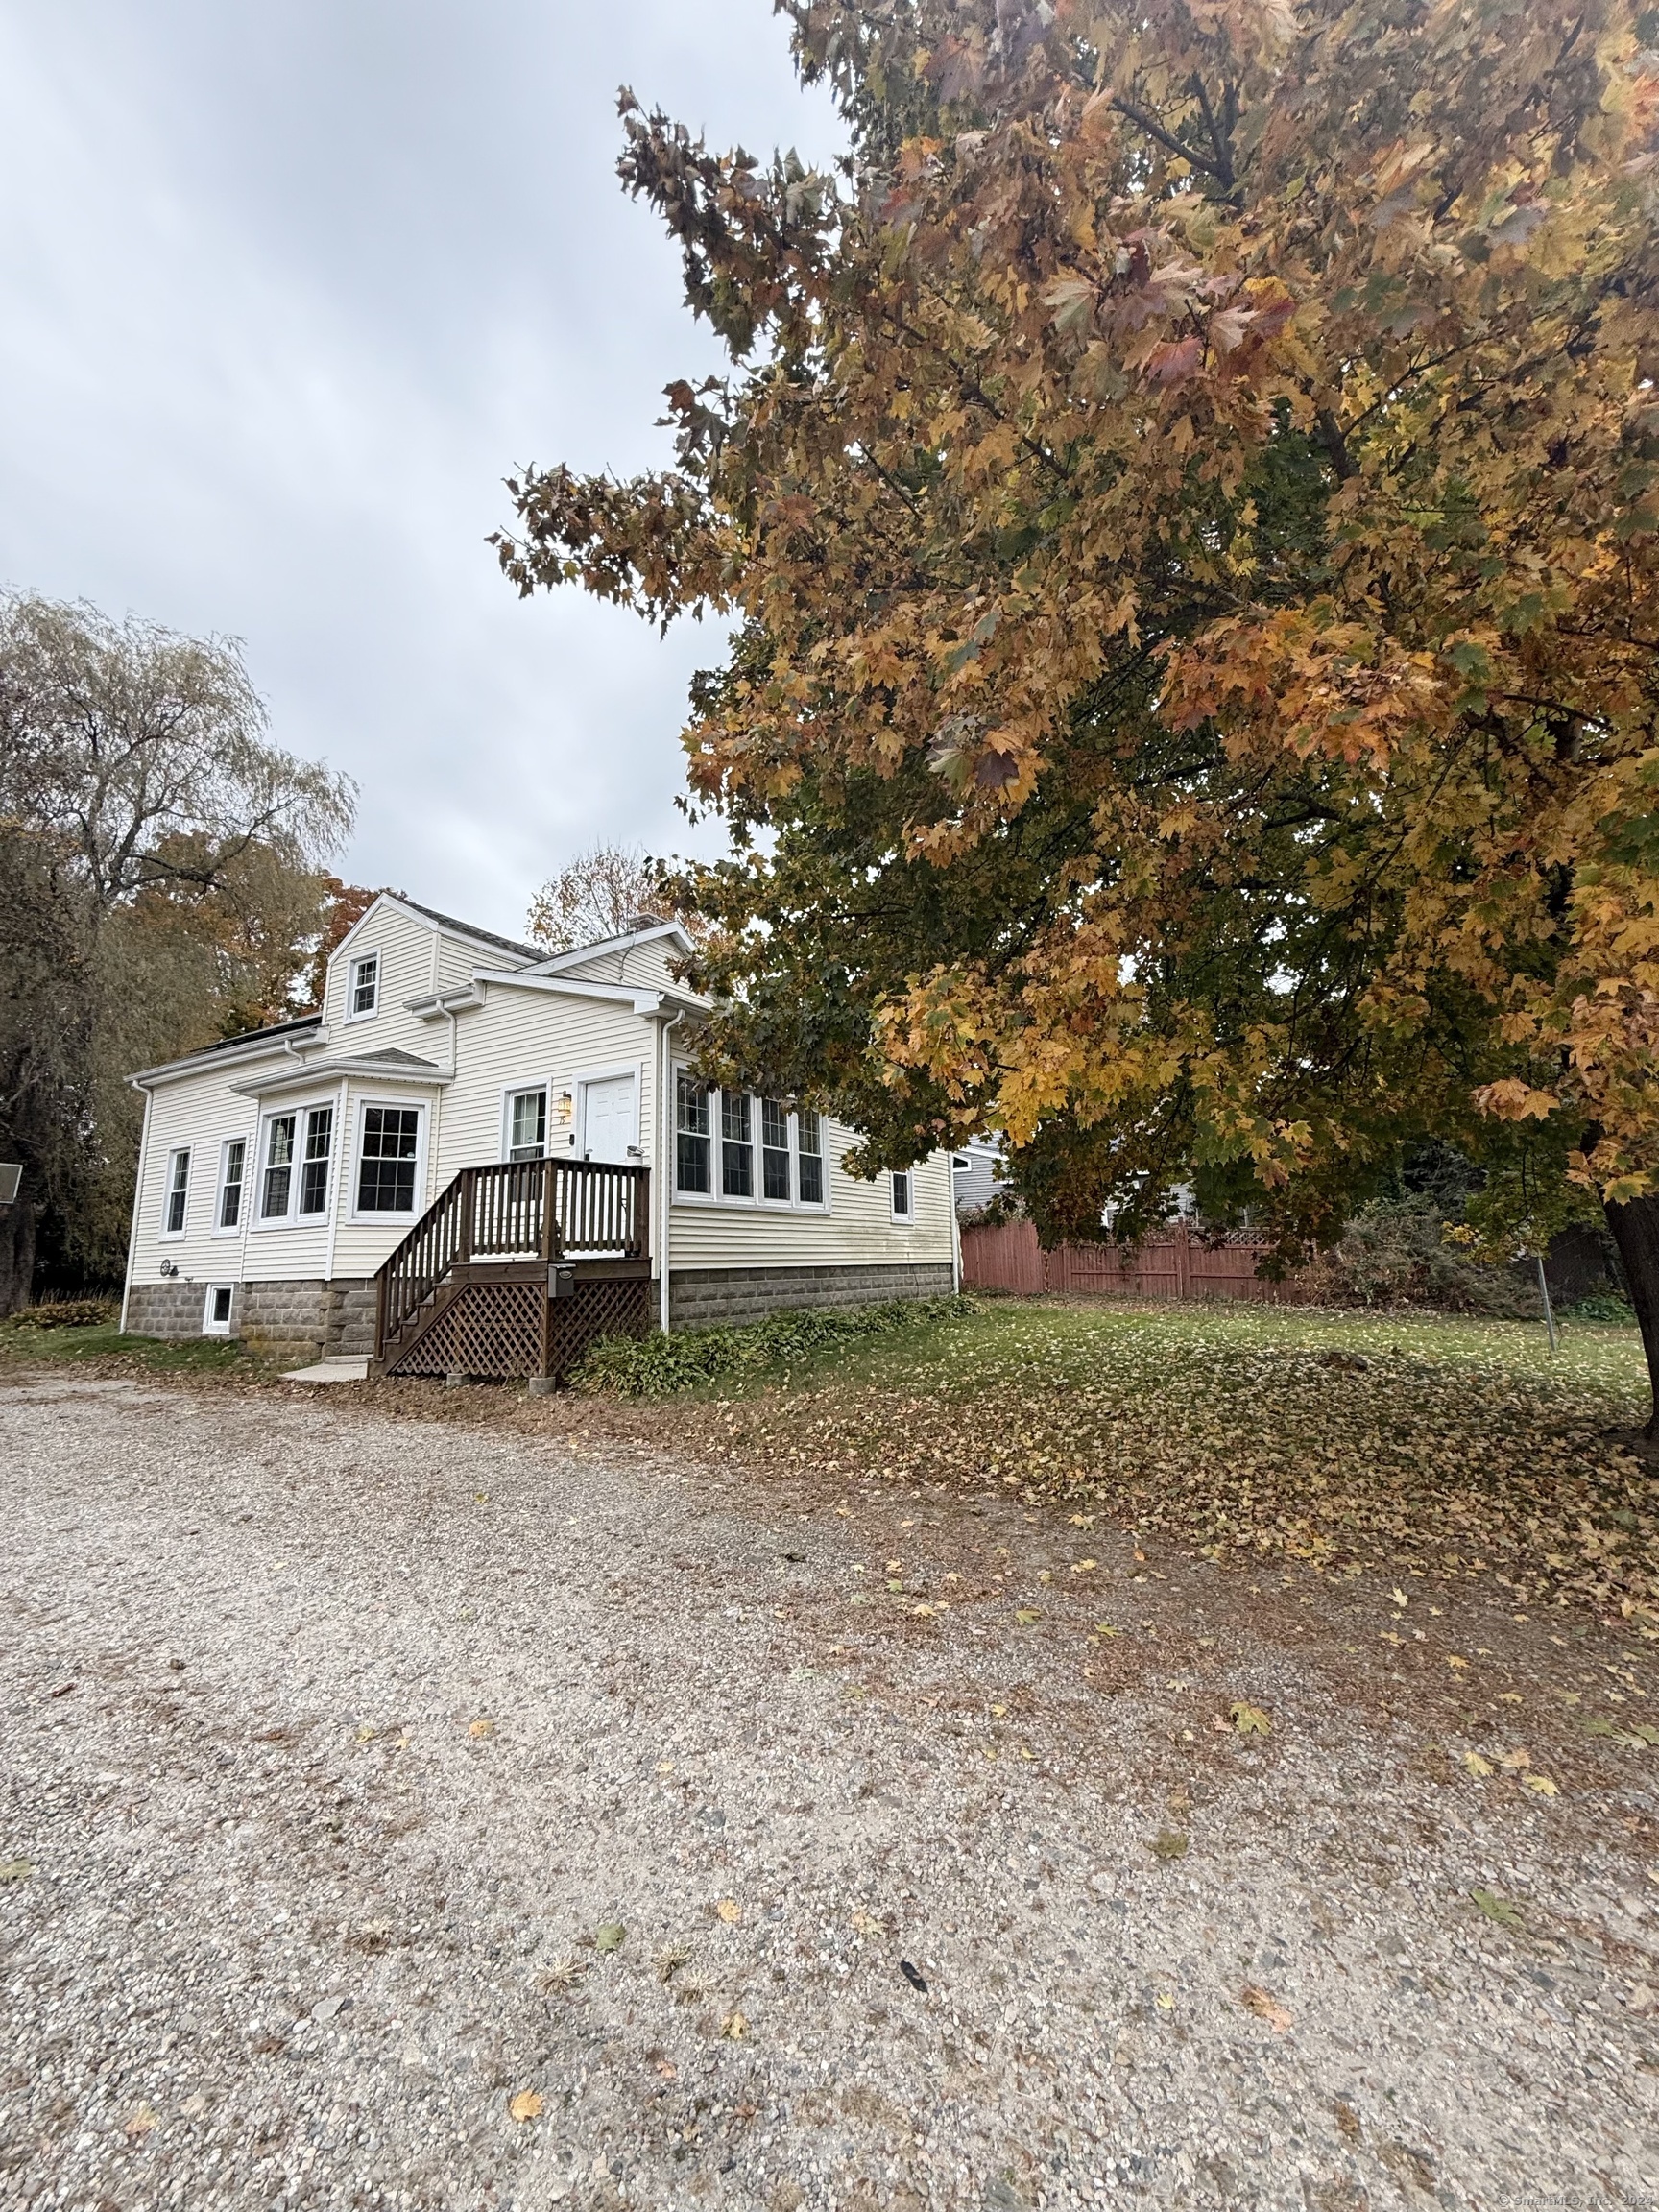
720;2009;748;2038
1462;1751;1493;1778
0;1860;34;1882
1240;1985;1292;2032
595;1923;627;1952
1230;1701;1272;1737
1496;1747;1531;1769
468;1718;494;1740
1152;1829;1189;1862
1447;1655;1470;1670
1094;1623;1122;1638
1015;1608;1042;1625
655;2058;678;2080
122;2105;158;2140
1070;1559;1098;1574
1469;1887;1526;1931
507;2090;543;2123
851;1909;884;1936
715;1897;742;1925
1522;1773;1560;1796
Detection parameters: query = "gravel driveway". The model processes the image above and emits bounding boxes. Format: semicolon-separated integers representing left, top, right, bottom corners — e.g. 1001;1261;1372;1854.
3;1374;1658;2210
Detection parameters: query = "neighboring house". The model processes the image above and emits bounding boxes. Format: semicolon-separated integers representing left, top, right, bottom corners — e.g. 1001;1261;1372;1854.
952;1135;1009;1217
121;893;958;1376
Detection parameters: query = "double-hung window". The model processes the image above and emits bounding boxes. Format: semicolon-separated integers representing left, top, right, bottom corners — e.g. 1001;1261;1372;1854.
162;1148;190;1236
891;1169;915;1222
299;1107;333;1214
261;1116;295;1219
760;1101;791;1201
676;1073;712;1194
259;1107;333;1224
673;1072;830;1210
348;952;379;1018
216;1139;247;1230
797;1111;824;1206
357;1105;421;1214
721;1093;753;1197
507;1087;547;1162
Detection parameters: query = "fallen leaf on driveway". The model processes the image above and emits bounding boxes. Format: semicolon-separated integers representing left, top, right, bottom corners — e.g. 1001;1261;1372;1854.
851;1909;884;1936
122;2105;158;2140
715;1898;742;1925
508;2090;543;2123
0;1860;34;1882
595;1923;627;1953
1496;1747;1530;1769
1240;1985;1292;2032
1469;1887;1526;1931
1070;1559;1098;1575
1447;1655;1469;1670
1015;1609;1042;1625
1522;1773;1559;1796
720;2009;748;2038
1462;1752;1493;1777
468;1718;495;1740
1152;1830;1189;1862
1230;1702;1272;1737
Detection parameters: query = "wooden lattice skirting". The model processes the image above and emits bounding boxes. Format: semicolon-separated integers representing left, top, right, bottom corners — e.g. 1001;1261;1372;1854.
382;1268;651;1382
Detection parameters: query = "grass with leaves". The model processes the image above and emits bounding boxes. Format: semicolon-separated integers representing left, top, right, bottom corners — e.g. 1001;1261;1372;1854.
633;1297;1657;1627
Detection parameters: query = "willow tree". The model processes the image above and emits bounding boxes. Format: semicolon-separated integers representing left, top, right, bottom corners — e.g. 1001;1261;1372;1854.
497;0;1659;1427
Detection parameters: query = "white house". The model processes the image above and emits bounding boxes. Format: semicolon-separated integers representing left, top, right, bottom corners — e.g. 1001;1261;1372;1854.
121;892;959;1377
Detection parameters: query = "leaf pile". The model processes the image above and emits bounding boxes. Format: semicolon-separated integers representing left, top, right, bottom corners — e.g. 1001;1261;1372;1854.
672;1305;1658;1623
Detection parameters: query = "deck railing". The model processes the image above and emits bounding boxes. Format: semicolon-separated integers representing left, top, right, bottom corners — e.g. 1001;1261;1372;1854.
375;1157;650;1350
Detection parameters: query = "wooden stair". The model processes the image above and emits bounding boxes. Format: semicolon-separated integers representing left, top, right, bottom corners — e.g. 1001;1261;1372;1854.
373;1159;651;1382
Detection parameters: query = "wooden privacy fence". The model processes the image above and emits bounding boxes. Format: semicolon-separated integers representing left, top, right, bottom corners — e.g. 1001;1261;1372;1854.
959;1218;1317;1304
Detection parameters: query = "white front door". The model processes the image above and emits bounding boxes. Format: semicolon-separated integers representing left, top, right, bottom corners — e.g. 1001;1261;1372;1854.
582;1075;636;1164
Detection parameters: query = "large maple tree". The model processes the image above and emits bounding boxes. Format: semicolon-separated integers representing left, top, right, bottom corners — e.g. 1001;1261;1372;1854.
498;0;1659;1426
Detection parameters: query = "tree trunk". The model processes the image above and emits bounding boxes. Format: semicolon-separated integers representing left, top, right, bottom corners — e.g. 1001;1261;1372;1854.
1603;1191;1659;1440
0;1196;37;1316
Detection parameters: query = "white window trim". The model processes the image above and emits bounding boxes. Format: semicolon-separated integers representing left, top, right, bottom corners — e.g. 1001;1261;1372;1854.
159;1147;191;1239
670;1067;831;1214
500;1081;551;1163
202;1284;235;1336
349;1095;429;1224
345;947;382;1022
251;1098;339;1232
212;1134;252;1238
890;1168;916;1224
572;1063;643;1164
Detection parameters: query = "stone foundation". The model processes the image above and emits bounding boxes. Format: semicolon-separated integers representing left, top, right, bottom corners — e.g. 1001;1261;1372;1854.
666;1262;956;1331
125;1276;373;1364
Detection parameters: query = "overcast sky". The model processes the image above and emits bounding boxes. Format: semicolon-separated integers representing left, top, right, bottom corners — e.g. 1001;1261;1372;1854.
0;2;840;938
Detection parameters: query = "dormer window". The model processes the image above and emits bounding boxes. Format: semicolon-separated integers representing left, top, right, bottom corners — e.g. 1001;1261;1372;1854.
349;952;379;1018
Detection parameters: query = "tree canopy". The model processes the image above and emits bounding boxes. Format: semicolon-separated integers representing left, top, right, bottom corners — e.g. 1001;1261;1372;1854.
497;0;1659;1415
0;594;354;1308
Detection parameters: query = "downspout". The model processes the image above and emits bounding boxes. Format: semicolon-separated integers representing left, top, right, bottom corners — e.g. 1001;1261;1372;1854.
120;1083;153;1334
659;1010;684;1334
950;1161;962;1295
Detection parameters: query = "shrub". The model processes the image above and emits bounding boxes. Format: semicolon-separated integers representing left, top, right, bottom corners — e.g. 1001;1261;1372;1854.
0;1297;118;1331
572;1293;978;1397
1562;1291;1638;1325
1295;1200;1540;1318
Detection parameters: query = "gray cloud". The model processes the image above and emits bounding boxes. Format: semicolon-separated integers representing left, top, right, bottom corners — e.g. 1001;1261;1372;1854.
0;0;839;932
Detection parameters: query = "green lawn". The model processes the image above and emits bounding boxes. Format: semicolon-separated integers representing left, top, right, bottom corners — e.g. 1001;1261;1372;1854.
0;1319;262;1377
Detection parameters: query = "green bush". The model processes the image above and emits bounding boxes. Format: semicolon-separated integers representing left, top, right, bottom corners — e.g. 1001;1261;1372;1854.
1298;1199;1540;1318
1562;1291;1638;1325
0;1297;119;1331
572;1293;978;1397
